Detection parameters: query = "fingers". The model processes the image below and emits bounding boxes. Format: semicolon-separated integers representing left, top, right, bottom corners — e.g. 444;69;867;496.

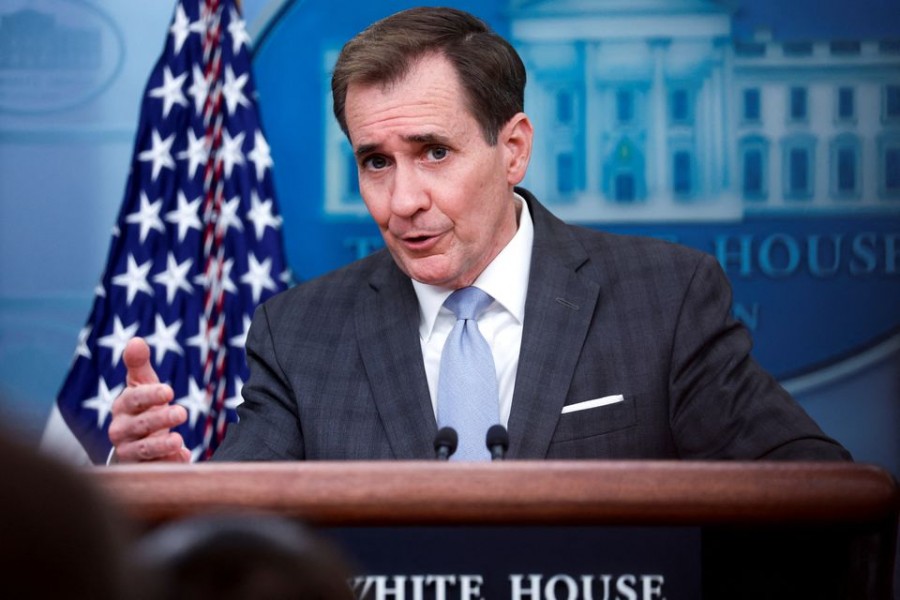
114;431;191;463
109;385;188;463
109;401;185;441
123;337;160;386
111;338;194;463
112;383;174;418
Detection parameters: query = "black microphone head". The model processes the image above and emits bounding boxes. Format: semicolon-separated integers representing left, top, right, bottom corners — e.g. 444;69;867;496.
486;424;509;450
434;426;458;454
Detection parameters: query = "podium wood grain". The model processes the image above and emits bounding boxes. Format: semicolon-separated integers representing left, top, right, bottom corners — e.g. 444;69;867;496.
91;461;898;527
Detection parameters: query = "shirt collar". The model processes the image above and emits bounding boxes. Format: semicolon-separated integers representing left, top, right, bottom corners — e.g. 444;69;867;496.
412;193;534;341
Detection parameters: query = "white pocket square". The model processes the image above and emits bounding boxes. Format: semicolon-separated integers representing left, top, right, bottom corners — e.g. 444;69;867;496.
560;394;625;414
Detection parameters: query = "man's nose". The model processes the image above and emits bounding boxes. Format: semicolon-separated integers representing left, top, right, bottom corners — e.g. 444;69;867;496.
389;164;429;217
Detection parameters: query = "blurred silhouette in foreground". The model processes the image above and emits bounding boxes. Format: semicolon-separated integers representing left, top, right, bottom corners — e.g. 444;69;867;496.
134;514;355;600
0;429;130;599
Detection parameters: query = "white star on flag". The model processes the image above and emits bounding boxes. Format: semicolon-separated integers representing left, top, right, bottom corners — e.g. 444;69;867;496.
145;315;184;363
222;65;251;115
82;378;124;428
112;255;154;305
218;129;246;178
153;253;194;304
194;257;238;295
218;258;239;295
225;377;244;410
169;3;205;54
148;66;189;118
186;316;210;366
176;378;210;428
165;191;203;242
217;196;244;236
177;128;209;180
97;317;140;366
125;192;166;243
247;130;273;181
246;191;282;240
187;64;210;115
207;319;224;353
229;314;252;349
240;254;278;303
75;325;92;360
138;129;176;181
228;8;251;54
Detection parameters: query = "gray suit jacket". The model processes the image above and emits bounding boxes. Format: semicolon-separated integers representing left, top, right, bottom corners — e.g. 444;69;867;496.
214;190;848;461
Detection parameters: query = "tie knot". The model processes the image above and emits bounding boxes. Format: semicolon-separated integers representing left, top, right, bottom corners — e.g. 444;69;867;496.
444;287;493;321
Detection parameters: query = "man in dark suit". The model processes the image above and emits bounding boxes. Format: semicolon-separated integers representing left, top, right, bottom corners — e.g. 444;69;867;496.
109;7;848;463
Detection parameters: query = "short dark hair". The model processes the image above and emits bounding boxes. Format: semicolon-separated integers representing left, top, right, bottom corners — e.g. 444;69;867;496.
134;515;355;600
331;7;526;145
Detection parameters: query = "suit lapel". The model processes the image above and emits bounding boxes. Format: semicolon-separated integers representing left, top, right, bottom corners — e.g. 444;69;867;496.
507;193;601;458
355;255;437;458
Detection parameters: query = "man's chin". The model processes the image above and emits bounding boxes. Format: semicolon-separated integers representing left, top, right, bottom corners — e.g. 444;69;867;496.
408;269;451;288
398;258;455;289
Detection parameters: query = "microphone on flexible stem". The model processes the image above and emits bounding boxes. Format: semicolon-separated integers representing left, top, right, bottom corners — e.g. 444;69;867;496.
486;424;509;461
434;426;458;461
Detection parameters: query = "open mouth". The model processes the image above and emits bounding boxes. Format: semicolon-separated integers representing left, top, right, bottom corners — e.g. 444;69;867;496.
400;231;443;251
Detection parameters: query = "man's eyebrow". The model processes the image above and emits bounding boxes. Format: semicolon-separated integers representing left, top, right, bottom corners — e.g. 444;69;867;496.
405;132;449;145
354;133;450;158
354;143;378;158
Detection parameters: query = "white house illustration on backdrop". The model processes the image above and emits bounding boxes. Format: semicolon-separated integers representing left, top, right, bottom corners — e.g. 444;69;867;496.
323;0;900;223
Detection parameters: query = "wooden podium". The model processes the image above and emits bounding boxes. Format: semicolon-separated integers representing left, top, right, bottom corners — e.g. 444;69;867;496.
93;461;898;598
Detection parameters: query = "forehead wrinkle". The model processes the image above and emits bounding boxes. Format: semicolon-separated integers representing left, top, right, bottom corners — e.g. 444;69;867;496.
346;56;474;151
349;108;447;149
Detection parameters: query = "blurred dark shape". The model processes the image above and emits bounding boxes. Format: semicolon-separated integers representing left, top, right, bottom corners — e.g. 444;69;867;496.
134;514;355;600
0;429;130;599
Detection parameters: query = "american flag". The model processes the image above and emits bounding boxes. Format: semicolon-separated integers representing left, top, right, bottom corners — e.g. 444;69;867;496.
52;0;289;464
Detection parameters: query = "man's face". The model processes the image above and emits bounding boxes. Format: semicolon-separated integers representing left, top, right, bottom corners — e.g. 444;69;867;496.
343;53;531;289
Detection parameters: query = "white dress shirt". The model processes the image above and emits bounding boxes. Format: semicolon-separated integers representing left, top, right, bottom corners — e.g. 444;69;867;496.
411;194;534;428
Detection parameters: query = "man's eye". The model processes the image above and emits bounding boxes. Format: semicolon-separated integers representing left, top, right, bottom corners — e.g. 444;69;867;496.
426;147;448;161
363;155;389;170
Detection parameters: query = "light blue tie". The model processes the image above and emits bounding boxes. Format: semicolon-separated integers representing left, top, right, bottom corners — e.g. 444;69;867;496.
437;286;500;461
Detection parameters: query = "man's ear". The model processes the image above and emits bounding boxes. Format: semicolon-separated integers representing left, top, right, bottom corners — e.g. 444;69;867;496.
500;113;533;186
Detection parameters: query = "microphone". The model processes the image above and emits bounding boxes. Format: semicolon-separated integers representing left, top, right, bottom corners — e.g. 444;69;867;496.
434;427;458;461
486;424;509;461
